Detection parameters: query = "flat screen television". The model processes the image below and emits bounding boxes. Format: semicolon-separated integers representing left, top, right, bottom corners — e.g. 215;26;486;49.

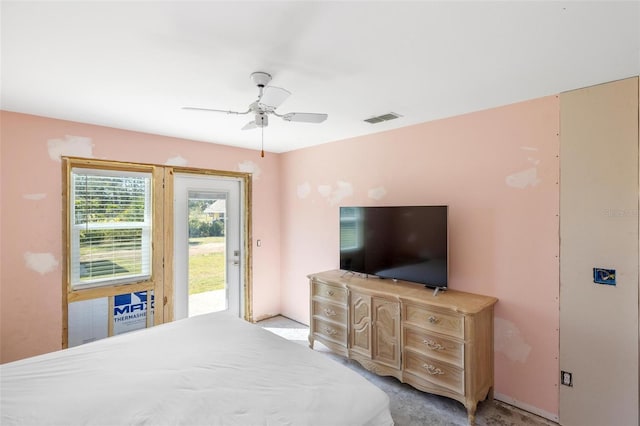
339;206;448;289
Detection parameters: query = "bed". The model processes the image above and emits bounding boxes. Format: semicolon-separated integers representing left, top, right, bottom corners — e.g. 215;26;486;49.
1;311;393;425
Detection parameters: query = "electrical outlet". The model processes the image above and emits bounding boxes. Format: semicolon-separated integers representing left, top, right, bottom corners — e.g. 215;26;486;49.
561;371;573;387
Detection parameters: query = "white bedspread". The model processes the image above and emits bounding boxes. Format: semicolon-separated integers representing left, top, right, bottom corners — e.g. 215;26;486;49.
1;312;393;426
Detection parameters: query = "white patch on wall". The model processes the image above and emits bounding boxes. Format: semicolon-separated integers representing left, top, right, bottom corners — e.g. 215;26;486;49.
297;182;311;199
165;155;188;166
317;185;332;198
24;252;59;275
494;317;532;363
23;193;46;201
368;186;387;200
328;180;353;204
238;160;262;180
507;147;542;189
506;167;541;189
47;135;94;162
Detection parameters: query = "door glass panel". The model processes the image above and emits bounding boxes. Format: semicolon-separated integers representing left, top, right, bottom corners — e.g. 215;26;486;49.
188;191;227;317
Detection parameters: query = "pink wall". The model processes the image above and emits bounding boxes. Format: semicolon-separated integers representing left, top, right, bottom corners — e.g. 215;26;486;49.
0;111;282;363
279;96;560;417
2;96;561;417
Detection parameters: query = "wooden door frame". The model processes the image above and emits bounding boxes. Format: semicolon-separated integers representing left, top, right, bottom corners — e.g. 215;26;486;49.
166;167;253;323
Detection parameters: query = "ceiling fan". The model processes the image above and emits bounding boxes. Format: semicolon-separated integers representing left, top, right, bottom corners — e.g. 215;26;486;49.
183;71;328;156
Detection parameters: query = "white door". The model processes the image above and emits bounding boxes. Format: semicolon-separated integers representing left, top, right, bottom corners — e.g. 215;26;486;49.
173;174;243;320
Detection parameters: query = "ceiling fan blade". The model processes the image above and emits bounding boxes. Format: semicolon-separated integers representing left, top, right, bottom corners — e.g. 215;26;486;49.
281;112;328;123
182;107;249;115
241;121;258;131
259;86;291;109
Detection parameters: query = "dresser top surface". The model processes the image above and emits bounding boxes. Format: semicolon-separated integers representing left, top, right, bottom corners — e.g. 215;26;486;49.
309;270;498;314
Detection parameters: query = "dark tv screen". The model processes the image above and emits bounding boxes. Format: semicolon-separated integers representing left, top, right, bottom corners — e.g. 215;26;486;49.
339;206;448;288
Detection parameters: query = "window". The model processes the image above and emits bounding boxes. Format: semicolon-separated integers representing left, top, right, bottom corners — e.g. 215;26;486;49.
340;207;363;251
70;168;152;289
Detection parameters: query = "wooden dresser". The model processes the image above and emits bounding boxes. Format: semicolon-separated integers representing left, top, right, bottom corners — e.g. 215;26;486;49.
308;270;498;425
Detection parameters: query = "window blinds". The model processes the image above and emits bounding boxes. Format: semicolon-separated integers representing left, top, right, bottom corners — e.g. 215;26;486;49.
70;168;152;289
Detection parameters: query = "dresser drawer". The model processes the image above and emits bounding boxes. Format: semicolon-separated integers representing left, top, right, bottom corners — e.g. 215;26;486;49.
312;281;347;304
312;300;347;324
404;304;464;339
404;327;464;368
312;317;347;345
404;350;464;395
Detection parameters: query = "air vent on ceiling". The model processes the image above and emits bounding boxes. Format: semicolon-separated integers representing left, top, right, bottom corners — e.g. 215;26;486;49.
364;112;402;124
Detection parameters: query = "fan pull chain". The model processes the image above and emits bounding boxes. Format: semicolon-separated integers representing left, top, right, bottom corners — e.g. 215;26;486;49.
261;116;265;158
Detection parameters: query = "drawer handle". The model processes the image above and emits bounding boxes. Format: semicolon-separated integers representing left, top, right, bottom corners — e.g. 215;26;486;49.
327;290;335;297
423;339;445;351
423;364;445;375
323;308;337;317
323;326;337;336
428;315;440;324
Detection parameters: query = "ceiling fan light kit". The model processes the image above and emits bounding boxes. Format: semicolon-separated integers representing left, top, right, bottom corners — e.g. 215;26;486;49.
183;71;328;157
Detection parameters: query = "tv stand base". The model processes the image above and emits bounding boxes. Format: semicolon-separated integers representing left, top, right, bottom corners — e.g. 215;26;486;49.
431;286;445;296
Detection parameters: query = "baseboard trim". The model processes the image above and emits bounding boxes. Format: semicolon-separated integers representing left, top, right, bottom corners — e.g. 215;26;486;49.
494;392;559;423
253;313;280;323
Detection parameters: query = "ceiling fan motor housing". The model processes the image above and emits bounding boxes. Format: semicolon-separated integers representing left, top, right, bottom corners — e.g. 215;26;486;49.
255;113;268;127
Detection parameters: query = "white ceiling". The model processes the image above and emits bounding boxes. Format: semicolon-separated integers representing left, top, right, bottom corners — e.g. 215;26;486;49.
2;1;639;154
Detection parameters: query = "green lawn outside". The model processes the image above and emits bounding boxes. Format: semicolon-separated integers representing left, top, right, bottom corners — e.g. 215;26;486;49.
189;236;225;246
189;236;225;294
79;235;225;294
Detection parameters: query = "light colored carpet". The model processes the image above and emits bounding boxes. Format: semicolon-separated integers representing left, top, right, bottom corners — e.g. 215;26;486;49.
259;315;558;426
